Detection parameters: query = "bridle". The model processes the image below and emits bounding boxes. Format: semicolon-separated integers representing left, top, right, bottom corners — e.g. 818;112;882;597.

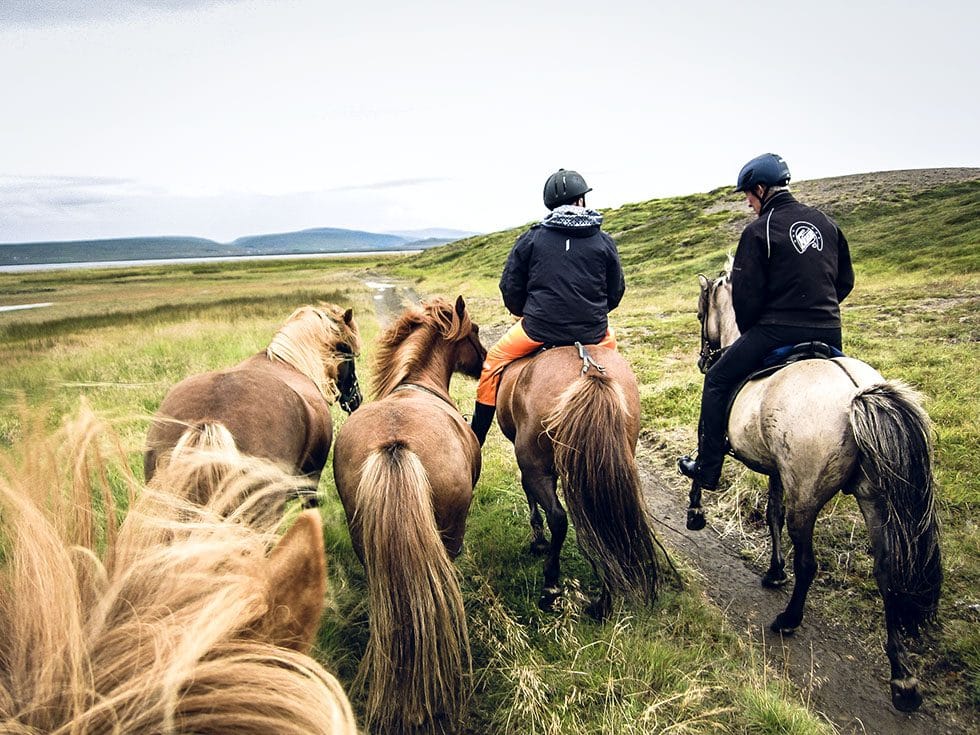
335;342;362;413
697;274;728;375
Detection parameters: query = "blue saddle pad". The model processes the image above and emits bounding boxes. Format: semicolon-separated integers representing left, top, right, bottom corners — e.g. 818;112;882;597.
761;341;844;369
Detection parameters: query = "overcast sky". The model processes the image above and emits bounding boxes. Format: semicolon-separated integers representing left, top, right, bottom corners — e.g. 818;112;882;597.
1;0;978;243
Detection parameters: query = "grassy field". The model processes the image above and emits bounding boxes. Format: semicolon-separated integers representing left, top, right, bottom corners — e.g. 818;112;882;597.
1;171;976;732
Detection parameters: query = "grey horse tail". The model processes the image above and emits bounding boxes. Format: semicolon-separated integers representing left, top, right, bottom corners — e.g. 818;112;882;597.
850;381;942;635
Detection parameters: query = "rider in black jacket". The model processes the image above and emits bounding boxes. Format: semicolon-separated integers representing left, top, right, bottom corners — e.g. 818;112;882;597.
499;205;625;346
469;169;625;445
678;153;854;490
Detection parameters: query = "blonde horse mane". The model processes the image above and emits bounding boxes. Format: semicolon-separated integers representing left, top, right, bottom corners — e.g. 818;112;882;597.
0;405;356;735
371;296;472;399
267;303;361;403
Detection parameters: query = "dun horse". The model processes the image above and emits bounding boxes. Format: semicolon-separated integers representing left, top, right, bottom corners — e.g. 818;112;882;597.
496;343;663;620
690;262;942;712
0;406;356;734
333;296;486;734
145;303;361;506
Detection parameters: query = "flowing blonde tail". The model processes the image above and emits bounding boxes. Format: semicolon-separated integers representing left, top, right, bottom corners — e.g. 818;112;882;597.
543;373;661;603
354;442;470;733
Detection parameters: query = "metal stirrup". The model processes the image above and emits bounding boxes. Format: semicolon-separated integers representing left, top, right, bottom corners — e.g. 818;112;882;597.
575;341;606;375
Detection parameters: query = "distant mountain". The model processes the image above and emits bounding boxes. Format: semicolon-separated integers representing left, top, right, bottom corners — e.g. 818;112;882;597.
386;228;479;241
0;225;467;267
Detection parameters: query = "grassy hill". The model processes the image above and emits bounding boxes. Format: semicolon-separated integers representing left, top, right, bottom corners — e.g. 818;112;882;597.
0;168;977;733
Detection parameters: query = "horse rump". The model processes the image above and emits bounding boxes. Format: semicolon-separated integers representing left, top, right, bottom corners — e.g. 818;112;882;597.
353;441;470;733
850;381;942;634
152;420;298;521
543;372;661;605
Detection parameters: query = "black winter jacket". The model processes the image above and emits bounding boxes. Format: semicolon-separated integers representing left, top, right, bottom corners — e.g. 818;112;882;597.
499;207;625;345
732;192;854;333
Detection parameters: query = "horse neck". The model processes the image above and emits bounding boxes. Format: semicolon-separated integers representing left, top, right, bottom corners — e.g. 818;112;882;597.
385;329;457;397
714;284;741;348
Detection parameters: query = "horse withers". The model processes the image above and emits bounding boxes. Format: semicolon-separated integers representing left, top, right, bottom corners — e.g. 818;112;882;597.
332;295;486;734
691;263;942;712
144;303;361;508
496;342;664;620
0;406;356;734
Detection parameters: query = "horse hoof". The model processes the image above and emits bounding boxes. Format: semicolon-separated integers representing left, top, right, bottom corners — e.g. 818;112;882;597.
769;613;799;635
529;539;550;557
761;571;788;588
538;588;561;612
890;677;922;712
687;509;706;531
585;599;610;622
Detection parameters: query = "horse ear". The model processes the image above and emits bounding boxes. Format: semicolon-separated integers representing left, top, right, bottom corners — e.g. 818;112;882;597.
343;308;354;325
454;295;466;319
698;274;710;291
257;510;327;652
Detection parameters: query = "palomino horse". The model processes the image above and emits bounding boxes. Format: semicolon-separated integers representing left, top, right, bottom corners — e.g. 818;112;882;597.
0;406;356;734
690;262;942;712
144;303;362;506
332;295;486;734
496;343;663;620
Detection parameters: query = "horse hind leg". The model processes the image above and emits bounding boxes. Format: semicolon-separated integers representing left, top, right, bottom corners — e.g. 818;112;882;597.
854;490;923;712
518;460;567;611
771;505;820;634
526;496;550;556
761;474;788;588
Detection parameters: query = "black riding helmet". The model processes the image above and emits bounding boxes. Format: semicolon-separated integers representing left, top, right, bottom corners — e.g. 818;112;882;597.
734;153;791;193
543;169;592;210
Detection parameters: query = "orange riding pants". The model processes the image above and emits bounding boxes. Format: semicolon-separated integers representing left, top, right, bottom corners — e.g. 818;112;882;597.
476;319;618;406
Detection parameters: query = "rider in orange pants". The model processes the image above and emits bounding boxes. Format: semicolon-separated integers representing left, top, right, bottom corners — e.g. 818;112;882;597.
469;168;626;445
476;319;617;406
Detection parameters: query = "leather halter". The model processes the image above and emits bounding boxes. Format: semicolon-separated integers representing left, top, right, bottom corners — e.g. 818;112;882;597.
392;382;459;412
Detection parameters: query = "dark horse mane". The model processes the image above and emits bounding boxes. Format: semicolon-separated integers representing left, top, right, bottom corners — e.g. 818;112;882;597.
372;297;472;399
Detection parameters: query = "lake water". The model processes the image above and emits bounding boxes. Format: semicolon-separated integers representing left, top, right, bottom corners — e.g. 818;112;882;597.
0;249;422;274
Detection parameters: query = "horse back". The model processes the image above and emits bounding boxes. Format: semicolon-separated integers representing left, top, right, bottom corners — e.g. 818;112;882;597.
145;354;332;481
333;393;479;557
497;346;639;446
728;357;884;479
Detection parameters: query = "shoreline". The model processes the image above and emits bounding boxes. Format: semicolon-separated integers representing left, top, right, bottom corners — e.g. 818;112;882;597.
0;249;422;274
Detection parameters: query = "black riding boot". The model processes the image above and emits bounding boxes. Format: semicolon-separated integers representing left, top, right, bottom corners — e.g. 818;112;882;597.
678;420;724;490
677;453;723;491
469;402;496;446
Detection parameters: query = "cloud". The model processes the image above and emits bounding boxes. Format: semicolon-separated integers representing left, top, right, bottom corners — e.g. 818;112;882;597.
327;177;453;193
0;1;242;28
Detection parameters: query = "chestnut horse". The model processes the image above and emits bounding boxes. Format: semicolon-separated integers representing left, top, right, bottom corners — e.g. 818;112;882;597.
0;406;356;734
332;296;485;734
145;303;361;507
690;262;942;712
496;343;663;620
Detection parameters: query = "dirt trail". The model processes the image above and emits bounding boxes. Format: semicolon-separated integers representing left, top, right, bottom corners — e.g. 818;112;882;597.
636;454;977;735
364;278;978;735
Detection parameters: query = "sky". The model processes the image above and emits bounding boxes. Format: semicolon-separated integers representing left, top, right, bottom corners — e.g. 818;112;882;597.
1;0;978;244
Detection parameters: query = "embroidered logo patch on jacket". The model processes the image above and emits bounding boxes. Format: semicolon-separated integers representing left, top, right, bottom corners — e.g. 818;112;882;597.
789;221;824;254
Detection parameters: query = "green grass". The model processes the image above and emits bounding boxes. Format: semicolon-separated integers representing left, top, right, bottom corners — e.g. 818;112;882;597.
1;172;977;729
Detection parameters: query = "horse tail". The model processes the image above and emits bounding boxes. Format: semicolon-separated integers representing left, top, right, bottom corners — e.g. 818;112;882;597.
165;422;241;505
850;381;942;634
354;442;469;733
542;372;661;604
